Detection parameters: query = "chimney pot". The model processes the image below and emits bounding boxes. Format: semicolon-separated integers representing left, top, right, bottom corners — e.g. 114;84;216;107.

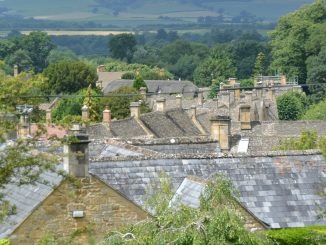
156;97;166;112
103;106;111;124
64;129;90;178
130;101;141;118
176;94;182;109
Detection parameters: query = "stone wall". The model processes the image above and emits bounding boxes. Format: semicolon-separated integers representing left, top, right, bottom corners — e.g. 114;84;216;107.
10;177;148;245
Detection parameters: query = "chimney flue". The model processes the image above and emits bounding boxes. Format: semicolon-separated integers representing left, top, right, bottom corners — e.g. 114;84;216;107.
64;127;90;178
103;106;111;124
210;115;231;151
130;101;141;118
176;94;182;109
14;65;19;77
156;97;166;112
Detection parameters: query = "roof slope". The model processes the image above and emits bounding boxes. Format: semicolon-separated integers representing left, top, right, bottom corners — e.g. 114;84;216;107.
90;151;326;228
111;117;147;138
103;80;198;95
0;171;63;238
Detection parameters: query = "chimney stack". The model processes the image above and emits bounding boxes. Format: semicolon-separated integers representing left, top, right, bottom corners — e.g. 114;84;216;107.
176;94;182;109
130;101;141;118
14;65;19;77
64;126;90;178
234;83;241;99
140;87;147;101
239;105;251;130
97;65;105;73
210;115;231;151
82;105;89;121
197;89;204;106
102;106;111;124
156;97;166;112
228;78;237;86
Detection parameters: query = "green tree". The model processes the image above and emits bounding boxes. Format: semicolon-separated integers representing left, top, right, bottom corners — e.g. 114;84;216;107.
43;61;97;94
253;52;265;77
18;31;55;72
52;88;101;123
276;91;307;120
101;86;150;119
4;49;33;73
269;0;326;83
46;48;78;64
306;46;326;102
302;98;326;120
102;175;269;244
108;33;137;63
193;56;236;87
132;75;147;91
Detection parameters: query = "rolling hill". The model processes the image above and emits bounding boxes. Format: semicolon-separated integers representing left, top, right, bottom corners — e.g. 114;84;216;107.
0;0;314;26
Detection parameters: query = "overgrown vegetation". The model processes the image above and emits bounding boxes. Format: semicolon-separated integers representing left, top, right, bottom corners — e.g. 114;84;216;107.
266;226;326;245
276;130;326;158
101;174;269;244
276;91;309;120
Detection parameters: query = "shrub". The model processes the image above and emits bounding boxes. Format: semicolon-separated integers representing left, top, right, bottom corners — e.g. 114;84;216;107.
132;75;147;91
302;98;326;120
276;91;307;120
0;239;10;245
266;226;326;245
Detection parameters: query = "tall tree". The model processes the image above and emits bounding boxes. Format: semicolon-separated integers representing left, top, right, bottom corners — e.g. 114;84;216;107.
108;33;137;63
252;52;266;77
269;0;326;83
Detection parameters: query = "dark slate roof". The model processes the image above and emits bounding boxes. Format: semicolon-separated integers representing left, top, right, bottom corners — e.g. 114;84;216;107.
90;151;326;228
140;110;202;138
87;123;112;140
196;112;210;133
0;171;63;238
165;109;202;136
110;117;147;138
103;80;198;95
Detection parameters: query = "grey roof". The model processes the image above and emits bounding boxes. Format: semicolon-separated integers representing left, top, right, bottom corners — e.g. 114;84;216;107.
140;109;202;138
90;151;326;228
103;80;198;95
0;171;63;239
98;145;143;158
111;118;147;138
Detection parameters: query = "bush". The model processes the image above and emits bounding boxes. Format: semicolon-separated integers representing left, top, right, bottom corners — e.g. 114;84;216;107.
276;91;307;120
0;239;10;245
132;75;147;91
302;99;326;120
266;226;326;245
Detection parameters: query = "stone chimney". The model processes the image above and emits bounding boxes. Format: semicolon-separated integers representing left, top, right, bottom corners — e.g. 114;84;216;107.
267;88;275;101
19;114;29;137
244;91;253;103
14;65;19;77
130;101;140;118
219;91;230;109
63;126;90;178
239;105;251;130
197;89;204;106
156;97;166;112
234;83;240;99
210;115;231;151
228;78;237;86
140;87;147;100
46;109;52;125
97;65;105;73
82;105;89;121
102;106;111;124
176;94;182;109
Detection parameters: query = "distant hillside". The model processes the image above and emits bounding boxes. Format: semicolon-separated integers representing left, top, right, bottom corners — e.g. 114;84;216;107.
0;0;313;26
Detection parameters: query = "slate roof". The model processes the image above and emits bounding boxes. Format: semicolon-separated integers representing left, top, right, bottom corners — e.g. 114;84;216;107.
140;109;202;138
0;171;63;239
103;79;198;96
111;118;147;138
90;151;326;228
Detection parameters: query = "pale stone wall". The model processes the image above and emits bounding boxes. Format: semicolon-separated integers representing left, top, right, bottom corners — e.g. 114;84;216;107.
10;177;149;245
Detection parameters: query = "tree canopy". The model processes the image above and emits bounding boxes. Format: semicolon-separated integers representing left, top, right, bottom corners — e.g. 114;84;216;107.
108;33;137;63
43;61;97;94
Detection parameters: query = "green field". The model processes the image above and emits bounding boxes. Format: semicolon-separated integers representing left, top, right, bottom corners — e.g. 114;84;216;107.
1;0;314;26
